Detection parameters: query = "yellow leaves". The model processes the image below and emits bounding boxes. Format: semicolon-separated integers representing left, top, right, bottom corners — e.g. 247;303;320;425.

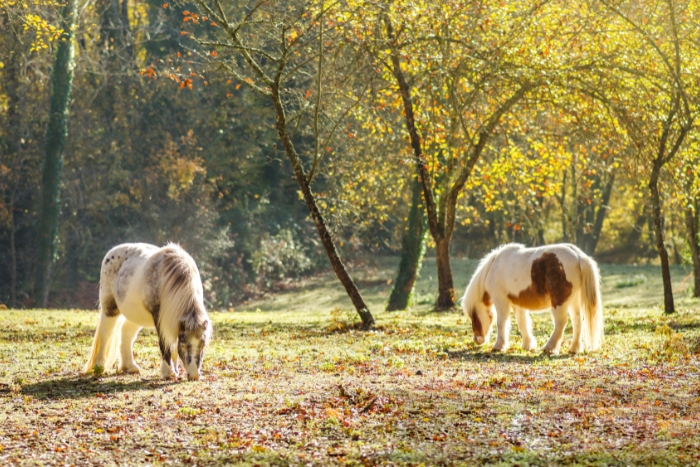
22;13;63;52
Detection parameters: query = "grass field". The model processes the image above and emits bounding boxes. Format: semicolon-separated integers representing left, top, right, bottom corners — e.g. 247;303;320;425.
1;257;700;466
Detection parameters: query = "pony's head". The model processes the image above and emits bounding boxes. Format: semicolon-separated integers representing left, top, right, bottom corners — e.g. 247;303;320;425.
465;294;494;346
178;317;213;381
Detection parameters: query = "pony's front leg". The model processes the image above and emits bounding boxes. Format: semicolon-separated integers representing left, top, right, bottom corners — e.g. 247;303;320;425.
172;346;181;377
491;302;511;352
118;321;142;374
515;307;537;351
543;306;569;355
158;338;178;379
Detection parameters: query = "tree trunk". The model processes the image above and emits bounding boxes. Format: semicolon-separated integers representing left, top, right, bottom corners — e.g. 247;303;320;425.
684;202;700;297
387;176;427;311
581;172;615;256
649;158;674;314
10;212;17;308
34;0;79;307
4;13;21;309
435;237;455;310
560;170;569;243
270;86;374;328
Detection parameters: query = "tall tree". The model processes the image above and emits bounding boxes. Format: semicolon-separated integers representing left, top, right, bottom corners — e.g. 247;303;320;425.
34;0;79;306
594;0;700;314
362;1;548;309
186;0;375;326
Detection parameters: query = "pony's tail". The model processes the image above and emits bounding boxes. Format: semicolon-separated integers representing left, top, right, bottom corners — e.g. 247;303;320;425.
81;314;123;374
579;255;604;351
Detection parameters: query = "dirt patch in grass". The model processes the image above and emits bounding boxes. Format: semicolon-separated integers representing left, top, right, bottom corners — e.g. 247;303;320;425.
2;263;700;465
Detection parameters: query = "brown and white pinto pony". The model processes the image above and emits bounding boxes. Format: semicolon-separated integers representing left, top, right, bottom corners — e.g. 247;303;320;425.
462;243;603;354
82;243;213;380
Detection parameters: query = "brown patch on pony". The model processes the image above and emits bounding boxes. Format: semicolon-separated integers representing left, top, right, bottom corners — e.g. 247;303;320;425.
470;308;484;337
482;291;492;307
508;252;572;309
102;296;120;317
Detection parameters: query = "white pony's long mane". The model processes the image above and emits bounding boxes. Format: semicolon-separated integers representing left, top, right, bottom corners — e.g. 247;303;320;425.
157;243;211;347
462;243;521;312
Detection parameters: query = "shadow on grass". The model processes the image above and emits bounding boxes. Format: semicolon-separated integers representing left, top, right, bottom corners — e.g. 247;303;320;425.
447;348;570;364
21;374;178;400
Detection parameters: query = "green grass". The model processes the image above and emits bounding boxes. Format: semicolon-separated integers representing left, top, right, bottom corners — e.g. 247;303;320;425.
1;258;700;465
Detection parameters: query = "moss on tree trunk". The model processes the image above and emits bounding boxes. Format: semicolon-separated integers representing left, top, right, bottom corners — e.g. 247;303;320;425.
387;176;427;311
34;0;78;306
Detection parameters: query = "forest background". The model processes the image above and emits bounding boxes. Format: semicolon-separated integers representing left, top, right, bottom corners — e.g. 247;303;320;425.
1;0;700;319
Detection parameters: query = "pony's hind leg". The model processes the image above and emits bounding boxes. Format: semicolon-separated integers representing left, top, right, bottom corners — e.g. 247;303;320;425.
118;321;142;374
82;312;123;374
542;306;569;355
515;307;537;351
568;304;584;354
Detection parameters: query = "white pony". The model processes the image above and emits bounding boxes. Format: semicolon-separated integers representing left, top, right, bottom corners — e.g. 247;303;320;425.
82;243;213;380
462;243;603;354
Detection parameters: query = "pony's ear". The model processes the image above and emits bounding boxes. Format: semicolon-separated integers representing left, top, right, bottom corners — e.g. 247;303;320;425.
202;319;213;343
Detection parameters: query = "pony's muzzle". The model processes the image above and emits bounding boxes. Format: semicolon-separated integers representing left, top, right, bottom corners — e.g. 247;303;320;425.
474;336;485;345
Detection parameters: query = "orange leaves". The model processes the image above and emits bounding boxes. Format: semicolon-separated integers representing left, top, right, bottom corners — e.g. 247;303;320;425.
139;66;157;80
305;90;311;99
210;50;218;57
183;10;200;24
162;3;168;7
179;78;193;90
236;84;241;90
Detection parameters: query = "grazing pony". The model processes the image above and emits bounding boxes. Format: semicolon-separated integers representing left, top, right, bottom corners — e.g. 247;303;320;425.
82;243;213;380
462;243;603;354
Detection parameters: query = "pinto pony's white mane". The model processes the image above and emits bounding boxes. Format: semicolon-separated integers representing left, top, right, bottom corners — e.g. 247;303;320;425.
462;243;520;314
157;244;212;348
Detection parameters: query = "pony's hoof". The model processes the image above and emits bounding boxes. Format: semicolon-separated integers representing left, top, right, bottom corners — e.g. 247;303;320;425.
119;365;140;375
491;344;508;353
160;361;179;380
568;345;584;354
542;347;560;356
522;341;537;351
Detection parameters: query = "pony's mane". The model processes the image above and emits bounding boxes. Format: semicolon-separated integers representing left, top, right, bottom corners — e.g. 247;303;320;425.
462;243;523;311
157;243;209;346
